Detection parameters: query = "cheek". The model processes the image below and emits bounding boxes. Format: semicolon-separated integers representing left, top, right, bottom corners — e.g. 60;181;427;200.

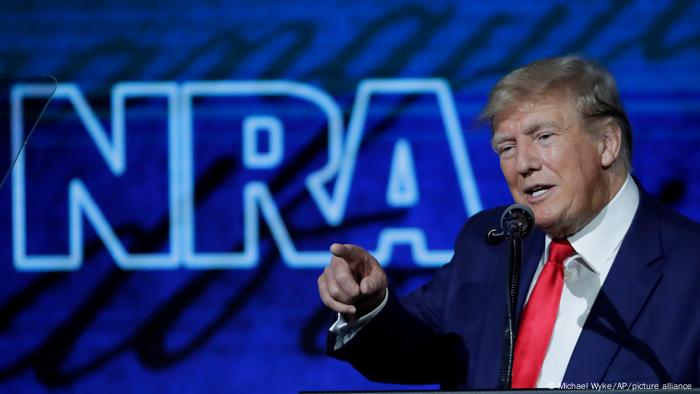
500;160;517;185
566;161;599;196
499;158;507;174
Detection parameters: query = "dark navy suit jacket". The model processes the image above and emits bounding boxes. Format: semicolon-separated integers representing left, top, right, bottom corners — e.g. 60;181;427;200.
329;189;700;389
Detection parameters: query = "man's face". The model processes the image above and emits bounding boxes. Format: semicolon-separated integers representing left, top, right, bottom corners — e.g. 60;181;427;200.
492;95;612;238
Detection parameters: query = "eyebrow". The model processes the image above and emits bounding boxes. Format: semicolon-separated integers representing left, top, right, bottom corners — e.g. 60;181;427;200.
522;121;558;135
491;121;560;149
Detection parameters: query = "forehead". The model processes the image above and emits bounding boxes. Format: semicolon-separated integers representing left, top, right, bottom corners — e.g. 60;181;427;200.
492;95;579;136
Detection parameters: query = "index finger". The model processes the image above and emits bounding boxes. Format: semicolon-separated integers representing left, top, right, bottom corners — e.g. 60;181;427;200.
330;243;367;266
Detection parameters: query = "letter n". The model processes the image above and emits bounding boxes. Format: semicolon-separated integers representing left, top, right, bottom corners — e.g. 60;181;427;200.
12;82;180;270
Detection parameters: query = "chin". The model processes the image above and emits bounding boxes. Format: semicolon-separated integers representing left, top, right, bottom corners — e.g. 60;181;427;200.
534;218;551;231
534;214;564;237
531;208;550;224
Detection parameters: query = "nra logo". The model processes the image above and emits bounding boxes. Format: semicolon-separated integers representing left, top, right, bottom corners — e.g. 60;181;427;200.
10;80;483;271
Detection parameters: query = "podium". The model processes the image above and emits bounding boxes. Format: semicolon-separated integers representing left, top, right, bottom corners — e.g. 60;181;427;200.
301;389;699;394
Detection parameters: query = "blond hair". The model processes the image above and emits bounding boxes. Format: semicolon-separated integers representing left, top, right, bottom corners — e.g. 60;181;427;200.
480;56;632;171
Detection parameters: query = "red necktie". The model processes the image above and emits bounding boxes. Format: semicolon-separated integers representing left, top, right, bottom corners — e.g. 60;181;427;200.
511;239;576;388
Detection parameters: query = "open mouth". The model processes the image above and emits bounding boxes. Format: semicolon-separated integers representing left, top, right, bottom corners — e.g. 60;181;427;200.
525;185;554;200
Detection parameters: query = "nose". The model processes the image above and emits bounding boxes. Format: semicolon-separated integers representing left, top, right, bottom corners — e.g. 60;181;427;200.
515;142;541;176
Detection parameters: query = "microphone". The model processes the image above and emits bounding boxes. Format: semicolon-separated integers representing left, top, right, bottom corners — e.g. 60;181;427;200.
487;204;535;388
487;203;535;243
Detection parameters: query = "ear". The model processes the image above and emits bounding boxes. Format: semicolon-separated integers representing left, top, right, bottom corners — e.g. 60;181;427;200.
599;120;622;168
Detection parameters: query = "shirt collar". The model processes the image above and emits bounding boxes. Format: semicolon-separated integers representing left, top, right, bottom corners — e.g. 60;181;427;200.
545;174;640;274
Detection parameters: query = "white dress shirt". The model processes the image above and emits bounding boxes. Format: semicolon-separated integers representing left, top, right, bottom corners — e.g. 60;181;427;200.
534;174;639;388
330;175;640;387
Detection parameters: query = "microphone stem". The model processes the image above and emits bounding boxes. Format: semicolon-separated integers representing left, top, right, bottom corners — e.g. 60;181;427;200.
500;234;523;388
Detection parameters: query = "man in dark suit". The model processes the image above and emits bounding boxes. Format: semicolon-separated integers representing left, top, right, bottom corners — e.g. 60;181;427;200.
317;56;700;389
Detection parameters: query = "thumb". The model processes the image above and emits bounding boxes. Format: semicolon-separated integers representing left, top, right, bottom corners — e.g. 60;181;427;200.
360;276;375;295
359;266;385;295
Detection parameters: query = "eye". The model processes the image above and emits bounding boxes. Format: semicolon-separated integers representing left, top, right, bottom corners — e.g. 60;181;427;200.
536;132;554;142
498;144;515;156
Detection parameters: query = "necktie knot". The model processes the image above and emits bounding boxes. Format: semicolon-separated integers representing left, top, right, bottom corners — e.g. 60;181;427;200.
548;239;575;265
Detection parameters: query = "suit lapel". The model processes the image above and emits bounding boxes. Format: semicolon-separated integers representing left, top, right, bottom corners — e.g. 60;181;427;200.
563;190;665;383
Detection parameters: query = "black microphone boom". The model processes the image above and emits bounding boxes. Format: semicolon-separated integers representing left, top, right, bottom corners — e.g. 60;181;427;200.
485;203;536;388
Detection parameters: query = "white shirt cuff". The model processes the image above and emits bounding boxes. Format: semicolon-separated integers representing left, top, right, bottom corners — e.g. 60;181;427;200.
328;290;389;351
